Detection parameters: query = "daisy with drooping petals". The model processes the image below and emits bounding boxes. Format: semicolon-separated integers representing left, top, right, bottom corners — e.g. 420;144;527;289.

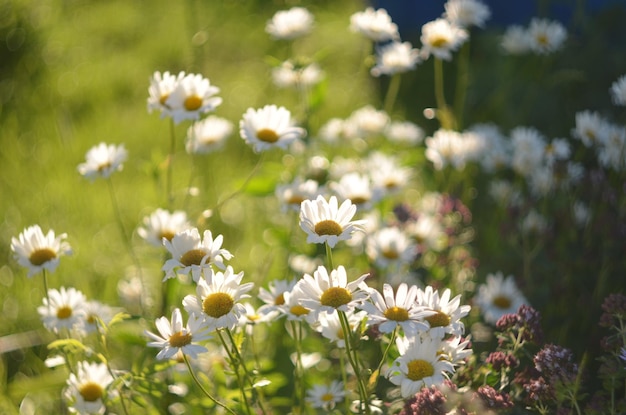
387;334;455;398
370;41;420;77
11;225;72;277
38;287;88;334
420;18;468;61
610;75;626;106
77;142;128;180
162;228;233;282
475;272;528;325
443;0;491;29
147;70;184;118
239;104;306;153
185;115;233;155
145;308;211;360
183;266;253;331
306;380;346;410
416;286;471;339
361;283;432;334
165;72;222;124
265;7;314;40
138;208;191;247
349;7;399;42
64;361;114;415
299;195;366;248
296;265;370;315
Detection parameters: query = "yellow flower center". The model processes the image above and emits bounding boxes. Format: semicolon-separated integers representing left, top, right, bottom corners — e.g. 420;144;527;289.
320;287;352;309
97;161;112;172
321;393;335;402
79;382;104;402
29;248;57;266
256;128;280;143
425;310;451;328
384;179;399;189
159;230;176;242
184;95;203;111
384;306;409;322
430;36;450;48
169;330;192;348
536;34;549;46
406;359;434;381
275;293;285;306
382;249;399;260
56;306;73;320
492;295;512;309
180;249;208;267
286;195;305;205
203;292;234;318
314;220;343;236
350;196;369;205
159;94;169;106
290;305;309;316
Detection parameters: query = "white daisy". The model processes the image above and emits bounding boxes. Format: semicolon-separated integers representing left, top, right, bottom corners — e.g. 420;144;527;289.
521;209;548;234
406;214;447;252
185;115;233;155
510;126;546;177
306;380;345;410
425;129;468;170
597;124;626;170
361;283;431;334
147;70;184;118
438;335;473;365
349;7;399;42
11;225;72;277
145;308;211;360
416;286;470;339
258;277;299;316
182;266;253;331
527;18;567;55
266;7;314;40
117;276;144;315
420;18;468;61
272;60;324;89
474;272;528;325
137;208;191;247
279;285;316;324
610;74;626;106
444;0;491;28
38;287;88;334
571;110;611;147
388;334;455;398
239;104;306;152
385;120;424;145
366;152;412;197
77;142;127;180
299;195;366;248
316;308;368;348
275;177;322;212
370;41;420;77
348;105;390;139
162;228;233;282
466;123;511;172
64;361;114;415
501;25;530;55
296;265;370;315
82;300;118;335
366;227;416;269
165;73;222;124
329;172;380;211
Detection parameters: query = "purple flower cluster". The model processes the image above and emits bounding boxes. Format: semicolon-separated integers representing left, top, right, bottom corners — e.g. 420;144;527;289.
400;385;448;415
496;304;544;344
533;344;578;384
475;385;514;409
485;351;519;371
599;293;626;328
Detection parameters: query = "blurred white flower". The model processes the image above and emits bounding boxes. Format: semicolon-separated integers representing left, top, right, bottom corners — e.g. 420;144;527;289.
65;361;114;415
147;71;184;118
444;0;491;28
165;73;222;124
306;380;345;410
185;116;233;155
474;272;528;324
501;25;530;55
138;208;191;247
350;7;399;42
527;18;567;55
272;60;323;89
11;225;72;277
571;110;610;147
371;41;420;77
38;287;88;334
77;142;127;180
239;105;306;152
610;74;626;106
266;7;314;40
420;18;468;61
385;120;424;145
366;226;416;269
329;172;380;211
275;177;322;212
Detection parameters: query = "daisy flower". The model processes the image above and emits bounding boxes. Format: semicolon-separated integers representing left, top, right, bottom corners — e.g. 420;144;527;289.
571;110;610;147
137;208;191;247
367;153;412;196
610;74;626;106
77;142;127;180
299;195;366;248
406;214;447;253
306;380;346;410
329;172;381;211
501;25;530;55
475;272;528;325
258;277;298;316
147;70;184;118
165;72;222;124
239;104;306;152
265;7;314;40
370;41;420;77
83;300;118;335
416;286;471;339
438;335;473;365
443;0;491;28
185;115;233;155
296;265;370;315
385;120;424;145
521;209;548;234
272;60;324;89
182;266;253;331
279;285;316;324
64;361;114;415
348;105;390;138
38;287;88;334
527;18;567;55
349;7;399;42
365;226;416;269
162;228;233;282
387;335;455;398
361;283;431;334
510;126;546;177
316;309;368;348
425;129;468;170
11;225;72;277
145;308;211;360
275;177;322;212
420;18;468;61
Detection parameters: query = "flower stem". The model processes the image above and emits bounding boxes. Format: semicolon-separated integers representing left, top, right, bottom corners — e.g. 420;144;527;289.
183;353;237;415
216;329;252;415
383;74;401;116
338;310;370;415
325;242;334;270
214;152;265;213
373;327;397;390
453;41;470;130
167;118;176;208
434;57;456;130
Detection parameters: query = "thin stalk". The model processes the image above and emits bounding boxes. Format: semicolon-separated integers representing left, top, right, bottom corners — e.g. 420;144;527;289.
372;327;397;390
338;310;370;415
93;318;130;415
214;153;265;213
217;329;252;415
453;41;470;130
433;57;456;130
42;269;51;311
325;242;334;271
339;352;351;415
183;354;237;415
383;74;401;116
166;118;176;208
290;320;306;415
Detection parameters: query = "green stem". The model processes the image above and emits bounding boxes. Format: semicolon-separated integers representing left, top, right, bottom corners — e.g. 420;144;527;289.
217;329;252;415
214;152;265;213
338;310;370;415
291;320;306;415
383;74;401;116
453;41;470;130
42;269;51;311
433;58;456;130
183;353;237;415
325;242;334;271
372;327;397;390
167;118;176;208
